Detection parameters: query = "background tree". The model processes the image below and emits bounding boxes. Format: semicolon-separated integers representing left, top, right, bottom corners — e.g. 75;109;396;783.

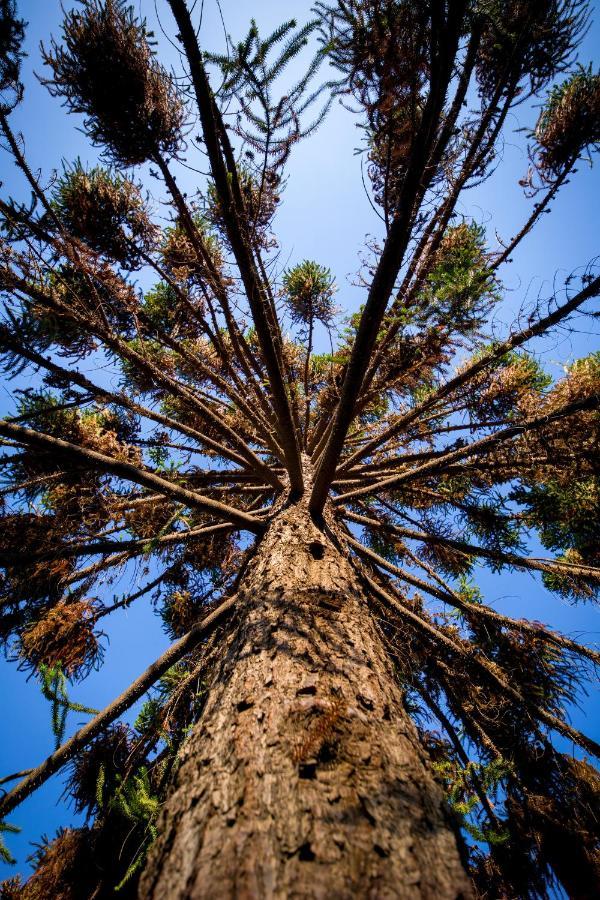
0;0;599;897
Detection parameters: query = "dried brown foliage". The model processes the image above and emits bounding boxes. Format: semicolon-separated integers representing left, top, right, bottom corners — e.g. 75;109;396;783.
41;0;184;165
1;828;98;900
161;220;223;287
19;598;101;678
206;168;281;249
536;68;600;176
52;165;157;267
0;514;73;609
123;499;178;540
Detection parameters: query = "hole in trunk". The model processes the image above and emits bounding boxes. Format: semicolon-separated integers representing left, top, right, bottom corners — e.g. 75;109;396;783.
308;541;325;560
298;842;316;862
298;761;317;780
317;741;338;764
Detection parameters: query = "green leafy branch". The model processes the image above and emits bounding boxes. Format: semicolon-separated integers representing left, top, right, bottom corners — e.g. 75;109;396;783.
39;664;98;748
433;756;513;846
0;820;21;864
95;765;161;891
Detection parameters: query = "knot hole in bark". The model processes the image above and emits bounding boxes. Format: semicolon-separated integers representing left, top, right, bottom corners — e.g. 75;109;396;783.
308;540;325;560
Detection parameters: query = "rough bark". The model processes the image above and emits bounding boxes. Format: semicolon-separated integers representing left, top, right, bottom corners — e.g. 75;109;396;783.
139;496;471;899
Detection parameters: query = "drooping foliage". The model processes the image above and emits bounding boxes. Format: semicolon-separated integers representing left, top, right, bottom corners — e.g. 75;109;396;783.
0;1;599;897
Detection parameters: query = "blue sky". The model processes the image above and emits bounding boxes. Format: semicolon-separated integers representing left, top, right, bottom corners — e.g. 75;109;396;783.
0;0;599;881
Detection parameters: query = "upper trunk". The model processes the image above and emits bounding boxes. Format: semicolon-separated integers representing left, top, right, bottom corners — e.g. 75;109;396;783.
139;493;471;899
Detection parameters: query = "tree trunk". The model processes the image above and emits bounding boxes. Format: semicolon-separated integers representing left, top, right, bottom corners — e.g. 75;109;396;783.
139;498;472;899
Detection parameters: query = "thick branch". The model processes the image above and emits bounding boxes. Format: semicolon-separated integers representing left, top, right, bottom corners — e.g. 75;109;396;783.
0;420;264;533
167;0;303;491
340;275;600;471
309;5;472;512
0;594;237;819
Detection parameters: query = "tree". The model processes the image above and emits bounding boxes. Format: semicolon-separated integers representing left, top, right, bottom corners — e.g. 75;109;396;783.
0;0;599;895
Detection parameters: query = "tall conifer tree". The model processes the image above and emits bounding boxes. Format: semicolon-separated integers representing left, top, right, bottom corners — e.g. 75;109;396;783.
0;1;599;896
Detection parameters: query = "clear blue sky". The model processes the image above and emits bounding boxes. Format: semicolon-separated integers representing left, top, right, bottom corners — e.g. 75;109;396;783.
0;0;599;881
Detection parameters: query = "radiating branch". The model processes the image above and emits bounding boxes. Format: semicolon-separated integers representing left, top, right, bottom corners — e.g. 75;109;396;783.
360;569;600;758
0;521;234;565
346;534;600;666
343;508;600;582
340;274;600;471
0;593;238;819
335;395;598;503
0;420;265;533
167;0;304;492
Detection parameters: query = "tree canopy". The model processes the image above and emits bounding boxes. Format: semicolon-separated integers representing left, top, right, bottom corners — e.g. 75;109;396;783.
0;1;599;897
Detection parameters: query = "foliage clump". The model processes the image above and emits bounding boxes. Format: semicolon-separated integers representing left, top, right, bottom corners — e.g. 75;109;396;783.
283;260;336;327
464;350;552;418
159;590;198;639
41;0;184;165
68;724;133;817
535;67;600;177
51;163;157;267
18;599;102;679
416;223;500;333
513;477;600;568
32;261;140;350
0;828;99;900
0;0;25;103
0;514;76;643
206;168;281;249
161;218;223;288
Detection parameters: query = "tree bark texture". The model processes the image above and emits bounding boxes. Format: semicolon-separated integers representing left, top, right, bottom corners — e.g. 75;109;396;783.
139;499;472;899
